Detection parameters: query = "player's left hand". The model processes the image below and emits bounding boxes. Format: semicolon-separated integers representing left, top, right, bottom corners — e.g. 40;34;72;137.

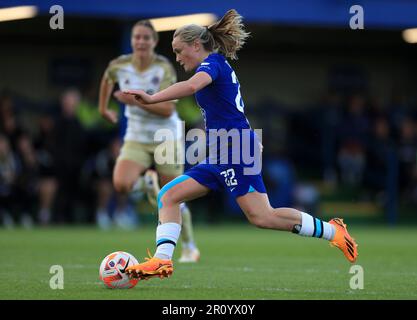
123;89;153;105
113;90;137;105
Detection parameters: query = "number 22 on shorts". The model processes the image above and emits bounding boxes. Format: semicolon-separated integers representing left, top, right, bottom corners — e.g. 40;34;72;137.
220;169;238;187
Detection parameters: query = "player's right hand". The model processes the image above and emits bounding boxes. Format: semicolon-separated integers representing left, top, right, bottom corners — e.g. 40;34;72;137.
100;109;118;124
123;89;153;105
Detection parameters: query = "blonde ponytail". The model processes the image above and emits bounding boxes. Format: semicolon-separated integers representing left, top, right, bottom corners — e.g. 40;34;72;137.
207;9;250;60
173;9;250;60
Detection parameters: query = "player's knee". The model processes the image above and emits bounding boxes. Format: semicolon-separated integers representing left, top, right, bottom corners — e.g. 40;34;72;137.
245;209;270;229
113;178;131;194
251;216;270;229
157;175;190;209
157;188;177;208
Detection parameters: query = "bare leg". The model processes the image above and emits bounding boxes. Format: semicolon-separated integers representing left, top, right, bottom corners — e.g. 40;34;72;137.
160;173;200;262
38;177;58;225
158;176;210;224
113;159;147;194
236;192;301;231
160;174;195;241
112;159;148;228
236;191;358;262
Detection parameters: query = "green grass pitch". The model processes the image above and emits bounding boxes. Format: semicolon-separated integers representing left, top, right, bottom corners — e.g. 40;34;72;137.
1;223;417;299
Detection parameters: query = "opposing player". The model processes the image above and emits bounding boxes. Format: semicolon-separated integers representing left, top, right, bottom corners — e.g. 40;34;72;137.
124;10;358;280
98;20;200;262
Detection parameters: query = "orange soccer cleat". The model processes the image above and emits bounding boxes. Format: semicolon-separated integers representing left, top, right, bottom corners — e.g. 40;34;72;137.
125;250;173;280
329;218;358;263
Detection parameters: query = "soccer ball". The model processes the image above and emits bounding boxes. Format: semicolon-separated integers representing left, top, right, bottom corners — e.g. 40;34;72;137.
99;251;139;289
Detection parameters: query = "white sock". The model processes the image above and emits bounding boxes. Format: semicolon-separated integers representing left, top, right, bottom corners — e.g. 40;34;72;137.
155;222;181;260
297;212;335;241
182;241;196;250
180;202;196;244
131;177;145;193
130;177;145;201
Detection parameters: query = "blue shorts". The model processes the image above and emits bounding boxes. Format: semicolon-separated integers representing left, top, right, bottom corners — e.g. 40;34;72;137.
184;162;267;198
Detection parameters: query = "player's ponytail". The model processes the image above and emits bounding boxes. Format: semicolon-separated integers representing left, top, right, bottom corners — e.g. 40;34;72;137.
207;9;250;60
173;9;250;60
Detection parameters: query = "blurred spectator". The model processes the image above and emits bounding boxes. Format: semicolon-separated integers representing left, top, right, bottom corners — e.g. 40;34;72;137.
92;138;120;229
397;117;417;202
76;85;105;130
387;91;409;137
337;94;370;186
0;95;36;228
76;85;118;156
363;117;394;203
0;93;24;152
0;134;19;228
319;92;343;185
293;183;319;216
14;132;39;228
34;113;58;225
82;137;139;229
368;96;387;119
53;89;87;223
263;158;295;208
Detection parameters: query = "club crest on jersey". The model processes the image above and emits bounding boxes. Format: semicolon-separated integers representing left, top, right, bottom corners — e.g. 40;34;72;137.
151;76;160;85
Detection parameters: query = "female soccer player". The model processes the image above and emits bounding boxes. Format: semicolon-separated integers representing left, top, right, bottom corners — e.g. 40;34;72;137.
124;10;358;280
98;20;200;262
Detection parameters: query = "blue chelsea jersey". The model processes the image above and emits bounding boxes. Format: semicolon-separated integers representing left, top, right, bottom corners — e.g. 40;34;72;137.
194;53;251;132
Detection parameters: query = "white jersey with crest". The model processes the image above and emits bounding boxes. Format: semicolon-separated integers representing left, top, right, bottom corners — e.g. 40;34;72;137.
105;54;182;143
